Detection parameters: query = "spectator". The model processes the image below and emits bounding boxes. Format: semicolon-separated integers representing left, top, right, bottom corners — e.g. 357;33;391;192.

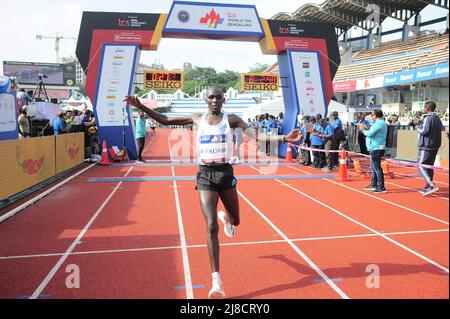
417;101;443;196
16;89;32;112
278;112;284;134
359;109;388;194
255;115;264;152
320;117;335;173
53;112;68;135
233;127;244;160
135;111;147;163
298;115;311;166
330;111;344;165
353;113;370;155
82;110;95;127
72;110;81;125
408;111;422;130
389;114;401;126
18;108;30;139
310;119;324;168
265;115;277;155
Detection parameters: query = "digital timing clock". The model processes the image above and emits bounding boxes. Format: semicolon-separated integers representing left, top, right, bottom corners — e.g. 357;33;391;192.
144;71;184;90
241;73;279;91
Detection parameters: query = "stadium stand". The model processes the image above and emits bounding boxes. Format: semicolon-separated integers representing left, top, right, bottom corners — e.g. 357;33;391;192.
334;32;448;81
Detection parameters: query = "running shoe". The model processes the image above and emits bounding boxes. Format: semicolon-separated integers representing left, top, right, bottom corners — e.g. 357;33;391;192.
218;211;235;238
322;167;332;173
372;188;387;194
208;284;225;299
364;185;377;191
419;186;431;194
422;187;439;196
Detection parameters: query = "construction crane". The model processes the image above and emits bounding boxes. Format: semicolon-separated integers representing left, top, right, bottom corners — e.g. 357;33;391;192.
36;33;77;63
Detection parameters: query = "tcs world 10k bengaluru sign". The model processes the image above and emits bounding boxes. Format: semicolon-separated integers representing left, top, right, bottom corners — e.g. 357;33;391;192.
75;1;340;158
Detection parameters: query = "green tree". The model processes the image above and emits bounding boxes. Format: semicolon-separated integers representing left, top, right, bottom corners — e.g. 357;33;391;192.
248;63;271;73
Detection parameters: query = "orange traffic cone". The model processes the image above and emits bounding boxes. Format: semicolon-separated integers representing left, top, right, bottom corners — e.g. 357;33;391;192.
381;160;395;179
99;140;112;166
353;159;370;179
284;142;295;163
337;149;351;181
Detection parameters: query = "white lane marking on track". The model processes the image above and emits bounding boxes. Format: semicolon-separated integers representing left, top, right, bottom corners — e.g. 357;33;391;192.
182;133;349;297
288;165;449;226
168;135;194;299
1;229;448;261
250;166;449;274
29;166;134;299
385;181;449;201
0;163;97;223
237;189;350;299
142;134;155;155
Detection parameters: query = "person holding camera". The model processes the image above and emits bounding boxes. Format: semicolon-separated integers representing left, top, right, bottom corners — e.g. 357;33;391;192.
359;110;388;194
53;112;68;135
18;108;31;139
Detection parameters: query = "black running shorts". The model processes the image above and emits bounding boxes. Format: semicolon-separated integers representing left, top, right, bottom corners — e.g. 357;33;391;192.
195;164;237;192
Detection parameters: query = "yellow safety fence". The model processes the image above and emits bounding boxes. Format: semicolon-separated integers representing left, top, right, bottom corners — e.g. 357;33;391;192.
0;133;84;201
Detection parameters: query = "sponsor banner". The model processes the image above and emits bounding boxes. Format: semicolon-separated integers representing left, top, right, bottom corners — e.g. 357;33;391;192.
95;45;137;127
0;93;18;141
76;12;160;71
0;136;55;201
55;133;84;174
356;76;384;90
164;1;263;37
333;80;356;92
351;104;381;112
3;61;76;86
241;73;279;91
289;51;327;116
264;20;340;79
144;71;184;90
383;62;449;86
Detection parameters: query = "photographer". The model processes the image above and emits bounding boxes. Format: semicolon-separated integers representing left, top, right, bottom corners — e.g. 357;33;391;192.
53;112;69;135
18;108;31;139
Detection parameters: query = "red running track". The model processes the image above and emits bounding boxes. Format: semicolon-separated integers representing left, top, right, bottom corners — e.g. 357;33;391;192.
0;128;447;299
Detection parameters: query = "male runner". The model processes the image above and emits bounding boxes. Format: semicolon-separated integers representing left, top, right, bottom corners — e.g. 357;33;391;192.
124;87;302;298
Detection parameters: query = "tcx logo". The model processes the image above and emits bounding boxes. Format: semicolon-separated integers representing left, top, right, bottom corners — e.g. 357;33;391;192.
279;26;290;34
118;19;131;27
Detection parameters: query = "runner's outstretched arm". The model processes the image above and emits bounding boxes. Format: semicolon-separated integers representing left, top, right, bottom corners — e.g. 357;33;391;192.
123;95;195;126
228;114;302;143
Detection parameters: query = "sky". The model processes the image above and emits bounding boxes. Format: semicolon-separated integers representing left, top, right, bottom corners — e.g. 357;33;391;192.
0;0;447;74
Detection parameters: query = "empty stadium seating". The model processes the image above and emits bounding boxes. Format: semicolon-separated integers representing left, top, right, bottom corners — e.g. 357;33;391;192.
335;32;449;81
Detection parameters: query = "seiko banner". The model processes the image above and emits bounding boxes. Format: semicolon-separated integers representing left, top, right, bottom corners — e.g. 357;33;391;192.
164;1;264;39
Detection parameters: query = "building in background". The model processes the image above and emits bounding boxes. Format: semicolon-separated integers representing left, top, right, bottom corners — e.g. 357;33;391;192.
183;62;192;74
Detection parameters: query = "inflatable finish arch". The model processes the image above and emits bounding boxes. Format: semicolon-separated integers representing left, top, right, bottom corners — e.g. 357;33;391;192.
76;1;340;159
